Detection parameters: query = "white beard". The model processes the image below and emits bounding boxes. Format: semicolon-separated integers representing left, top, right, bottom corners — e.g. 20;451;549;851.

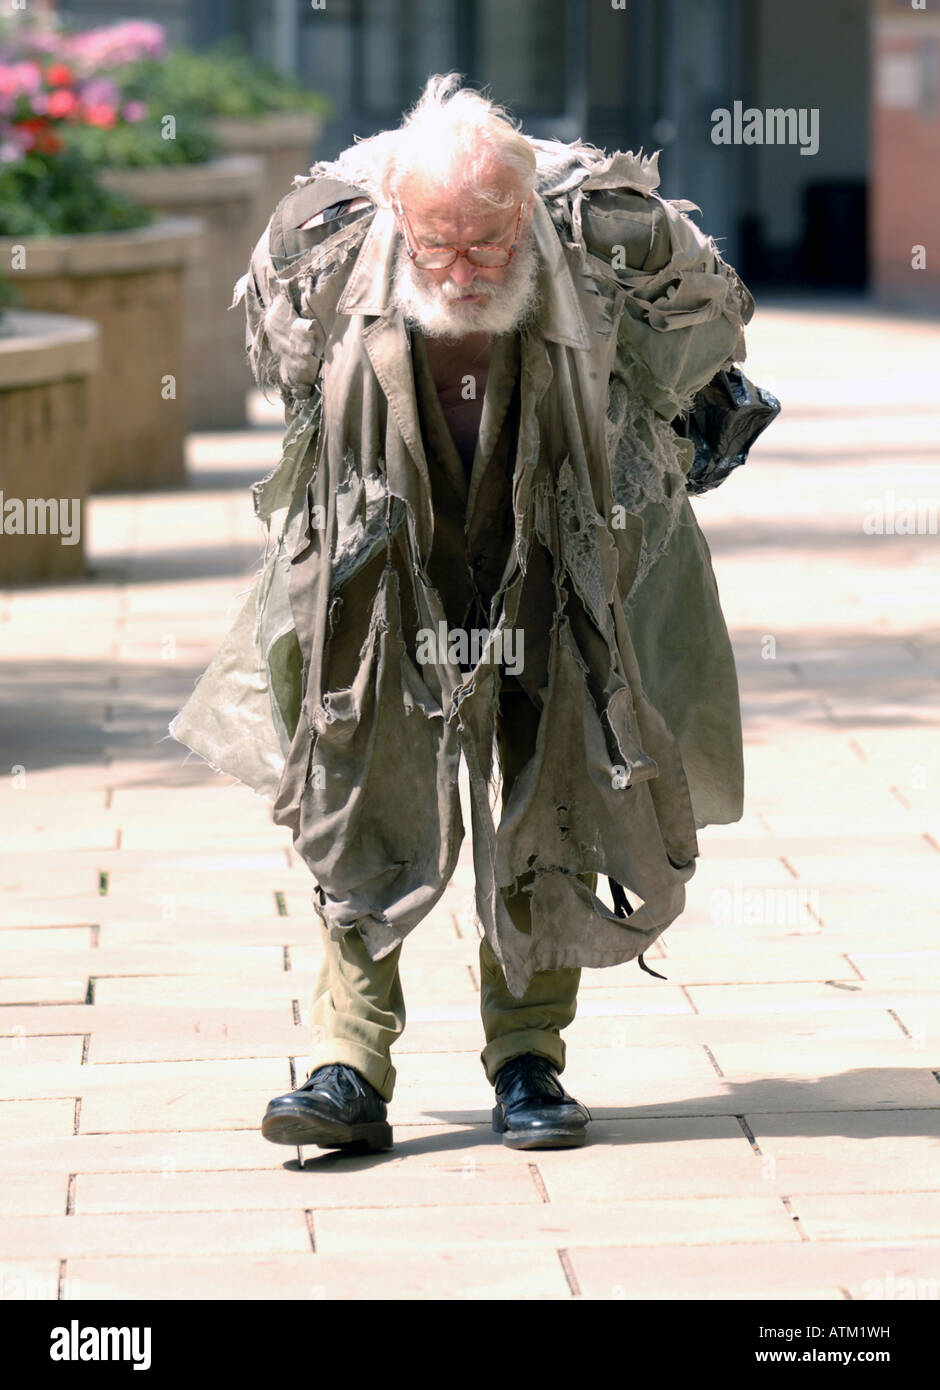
391;228;541;340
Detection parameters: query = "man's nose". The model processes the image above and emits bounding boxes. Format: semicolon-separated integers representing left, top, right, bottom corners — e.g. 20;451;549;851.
449;255;477;287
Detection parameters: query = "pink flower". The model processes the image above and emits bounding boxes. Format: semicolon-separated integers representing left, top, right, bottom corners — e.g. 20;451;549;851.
121;100;147;123
0;62;42;98
45;62;75;88
22;30;63;57
47;88;80;119
83;102;118;129
80;76;119;109
29;92;49;116
0;28;64;65
64;20;166;76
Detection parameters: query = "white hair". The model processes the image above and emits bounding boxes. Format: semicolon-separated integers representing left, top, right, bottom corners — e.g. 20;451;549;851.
322;73;538;210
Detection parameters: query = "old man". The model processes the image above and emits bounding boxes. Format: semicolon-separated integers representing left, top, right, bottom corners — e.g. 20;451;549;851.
170;74;755;1151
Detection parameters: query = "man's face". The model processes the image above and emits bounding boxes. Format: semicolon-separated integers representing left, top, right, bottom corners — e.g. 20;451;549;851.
392;177;539;340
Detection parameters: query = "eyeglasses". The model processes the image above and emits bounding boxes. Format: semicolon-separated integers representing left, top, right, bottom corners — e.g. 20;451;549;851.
394;199;525;269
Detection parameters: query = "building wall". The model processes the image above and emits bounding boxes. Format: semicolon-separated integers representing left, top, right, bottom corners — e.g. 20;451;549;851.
754;0;869;273
586;0;641;153
56;1;192;47
870;0;940;308
298;0;581;156
583;1;747;274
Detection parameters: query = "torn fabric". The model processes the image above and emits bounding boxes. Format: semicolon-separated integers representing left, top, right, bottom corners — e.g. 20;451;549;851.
169;138;754;996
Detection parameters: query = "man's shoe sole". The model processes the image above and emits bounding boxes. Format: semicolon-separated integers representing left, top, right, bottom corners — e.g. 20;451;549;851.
262;1103;393;1151
492;1106;588;1149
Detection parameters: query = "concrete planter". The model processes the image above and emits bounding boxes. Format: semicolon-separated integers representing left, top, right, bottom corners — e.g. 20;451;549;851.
98;156;265;430
0;309;100;583
207;112;324;241
0;219;203;494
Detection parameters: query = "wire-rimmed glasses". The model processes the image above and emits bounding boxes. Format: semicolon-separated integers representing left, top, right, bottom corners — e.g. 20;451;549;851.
394;198;525;269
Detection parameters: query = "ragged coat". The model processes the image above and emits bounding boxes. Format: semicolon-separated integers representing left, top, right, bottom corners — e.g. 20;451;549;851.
169;139;756;998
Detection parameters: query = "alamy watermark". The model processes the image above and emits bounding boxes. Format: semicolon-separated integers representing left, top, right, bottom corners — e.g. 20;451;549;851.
710;882;822;929
415;621;524;677
49;1321;151;1370
711;101;819;157
863;492;938;535
0;494;81;546
860;1270;940;1301
1;1272;81;1300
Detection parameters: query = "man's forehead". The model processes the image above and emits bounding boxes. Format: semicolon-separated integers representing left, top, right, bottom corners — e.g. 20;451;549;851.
402;192;517;237
398;170;522;227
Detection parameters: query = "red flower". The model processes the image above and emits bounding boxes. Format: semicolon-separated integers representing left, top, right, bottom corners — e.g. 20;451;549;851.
47;89;80;119
45;63;75;88
83;103;117;129
14;118;62;154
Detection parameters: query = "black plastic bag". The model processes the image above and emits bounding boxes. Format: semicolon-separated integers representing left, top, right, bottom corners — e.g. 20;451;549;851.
672;366;782;496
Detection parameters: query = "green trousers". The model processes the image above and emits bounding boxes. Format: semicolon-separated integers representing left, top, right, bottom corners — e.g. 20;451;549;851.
308;684;593;1101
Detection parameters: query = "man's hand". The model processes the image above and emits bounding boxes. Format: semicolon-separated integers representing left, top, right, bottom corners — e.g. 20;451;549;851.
262;293;325;398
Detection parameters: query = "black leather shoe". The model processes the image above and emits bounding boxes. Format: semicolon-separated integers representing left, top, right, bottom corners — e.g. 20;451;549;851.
492;1053;591;1149
261;1063;393;1151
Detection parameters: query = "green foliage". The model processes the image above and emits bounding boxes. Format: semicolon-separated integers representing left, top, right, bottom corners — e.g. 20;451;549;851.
122;37;331;120
64;113;217;168
0;145;155;236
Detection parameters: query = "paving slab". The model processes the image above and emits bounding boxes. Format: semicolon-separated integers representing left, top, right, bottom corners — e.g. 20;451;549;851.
640;941;855;984
78;1012;302;1065
847;950;940;982
767;896;938;949
542;981;694;1014
745;1111;940;1195
682;981;940;1017
312;1196;801;1254
0;1055;290;1104
99;916;313;946
71;1059;290;1134
793;1193;940;1243
0;1212;312;1259
563;1006;905;1048
72;1162;541;1214
709;1040;939;1077
0;977;89;1006
0;1098;77;1139
0;1173;69;1218
0;1128;283;1176
0;826;119;853
91;974;302;1008
0;943;285;979
533;1118;766;1201
65;1250;572;1301
0;926;94;955
0;1004;119;1037
0;859;102;898
0;1033;86;1066
0;1122;528;1176
565;1241;940;1300
561;1071;940;1121
0;1263;69;1301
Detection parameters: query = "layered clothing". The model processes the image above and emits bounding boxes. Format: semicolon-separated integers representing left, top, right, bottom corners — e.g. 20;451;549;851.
169;140;754;997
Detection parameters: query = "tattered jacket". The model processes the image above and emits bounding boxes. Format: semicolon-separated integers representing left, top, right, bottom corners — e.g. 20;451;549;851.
169;140;755;997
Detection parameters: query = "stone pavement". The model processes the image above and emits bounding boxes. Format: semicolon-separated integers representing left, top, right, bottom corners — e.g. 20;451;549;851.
1;299;938;1302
